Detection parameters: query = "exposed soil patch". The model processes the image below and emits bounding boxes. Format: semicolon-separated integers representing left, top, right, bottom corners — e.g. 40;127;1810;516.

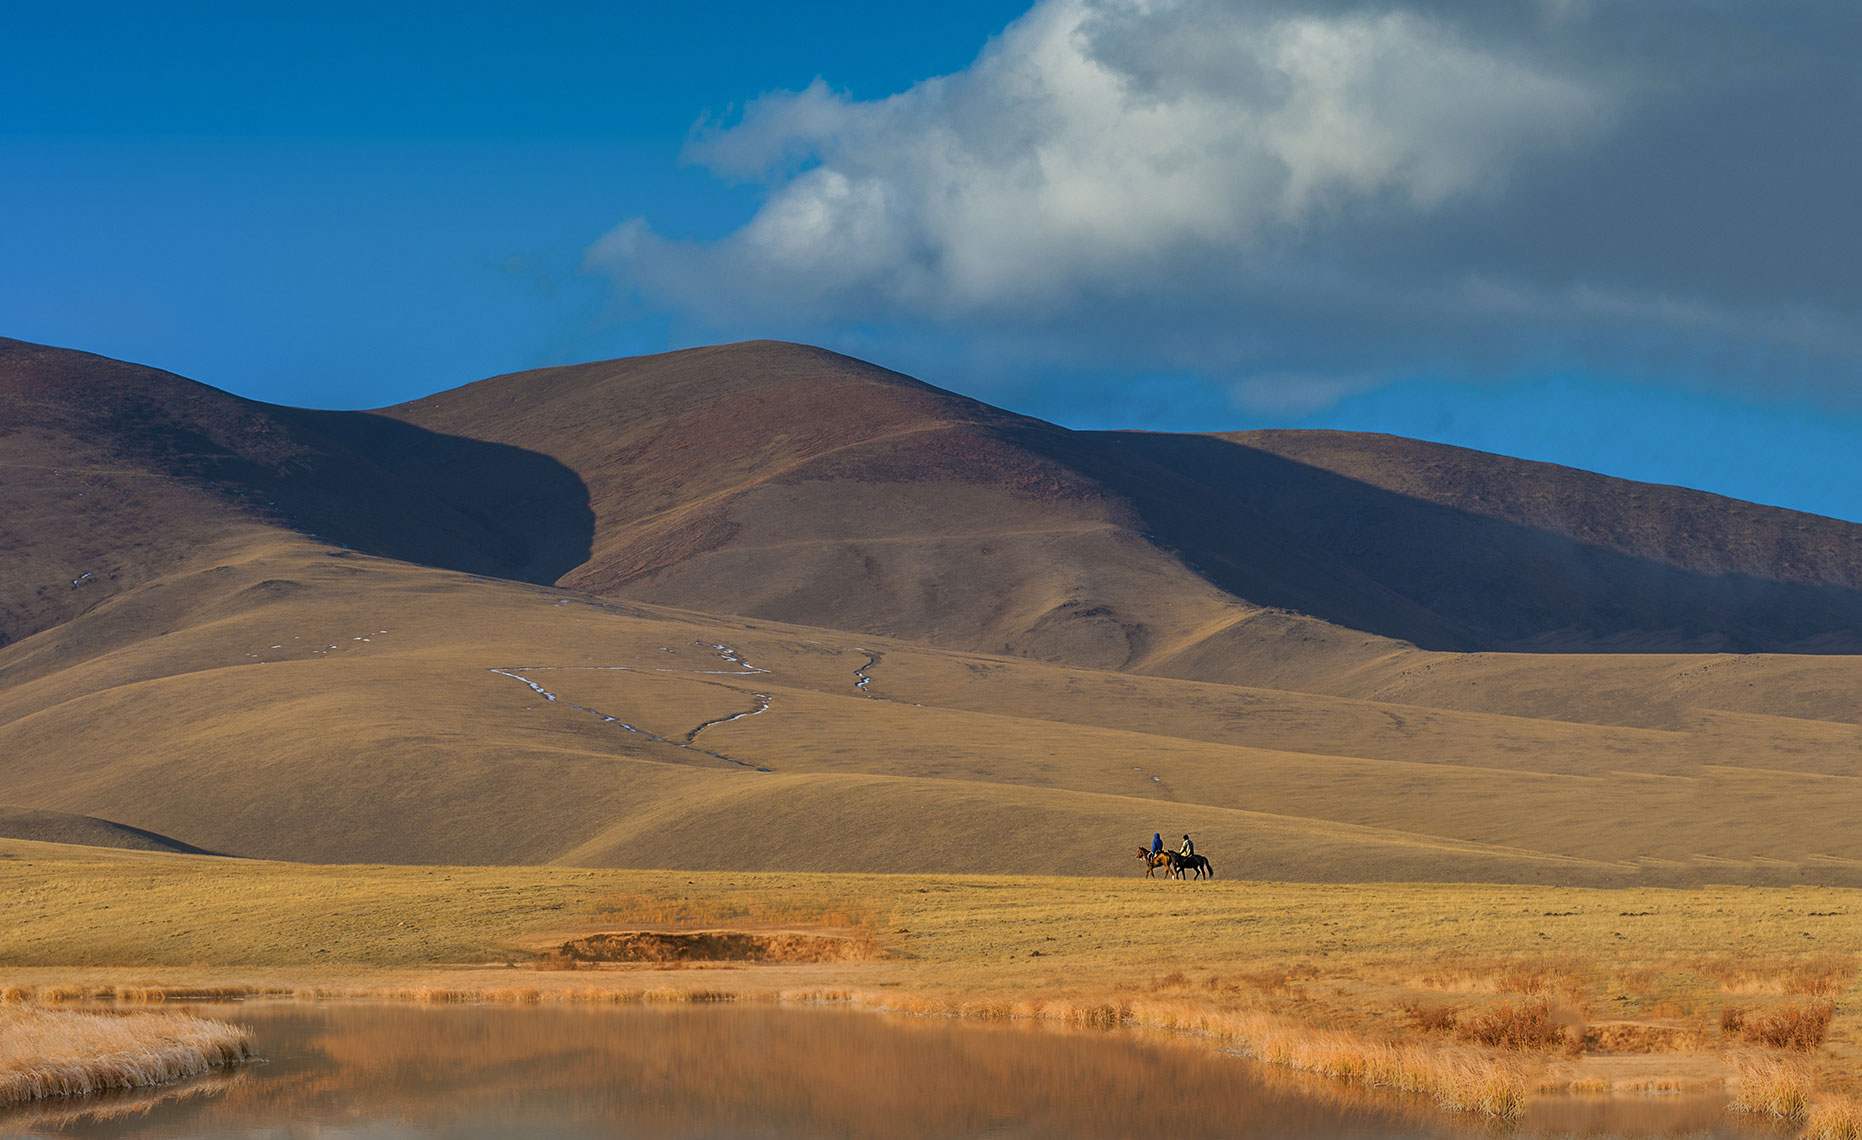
553;930;878;965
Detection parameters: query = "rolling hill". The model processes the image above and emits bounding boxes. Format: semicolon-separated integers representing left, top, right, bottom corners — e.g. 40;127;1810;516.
5;335;1862;882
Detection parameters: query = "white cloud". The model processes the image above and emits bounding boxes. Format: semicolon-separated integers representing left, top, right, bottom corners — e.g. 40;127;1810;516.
592;0;1608;322
586;1;1862;418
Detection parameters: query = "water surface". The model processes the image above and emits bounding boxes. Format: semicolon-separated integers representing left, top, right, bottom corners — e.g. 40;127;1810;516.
1;1003;1788;1139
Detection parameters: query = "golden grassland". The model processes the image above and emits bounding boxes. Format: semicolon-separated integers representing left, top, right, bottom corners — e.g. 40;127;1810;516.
7;838;1862;1129
0;1005;251;1107
13;533;1862;886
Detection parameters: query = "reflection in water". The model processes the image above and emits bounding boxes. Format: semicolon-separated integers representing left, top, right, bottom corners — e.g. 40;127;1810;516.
1;1004;1786;1140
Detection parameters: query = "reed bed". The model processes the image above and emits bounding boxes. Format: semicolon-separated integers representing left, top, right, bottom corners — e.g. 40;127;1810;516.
1121;998;1532;1117
0;1006;252;1107
1805;1096;1862;1140
816;990;1533;1117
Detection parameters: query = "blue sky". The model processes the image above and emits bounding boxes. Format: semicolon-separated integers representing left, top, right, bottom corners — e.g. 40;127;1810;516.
5;0;1861;521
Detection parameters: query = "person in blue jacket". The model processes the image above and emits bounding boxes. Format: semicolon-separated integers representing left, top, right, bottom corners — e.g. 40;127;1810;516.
1151;832;1164;856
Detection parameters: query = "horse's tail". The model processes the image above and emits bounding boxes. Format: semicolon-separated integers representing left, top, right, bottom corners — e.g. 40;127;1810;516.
1205;857;1214;878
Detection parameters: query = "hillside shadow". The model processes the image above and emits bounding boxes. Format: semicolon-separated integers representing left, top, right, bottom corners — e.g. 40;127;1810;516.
1030;428;1862;654
156;407;595;586
280;409;596;584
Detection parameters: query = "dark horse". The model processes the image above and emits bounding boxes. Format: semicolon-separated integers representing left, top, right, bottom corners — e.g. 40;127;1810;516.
1168;852;1213;880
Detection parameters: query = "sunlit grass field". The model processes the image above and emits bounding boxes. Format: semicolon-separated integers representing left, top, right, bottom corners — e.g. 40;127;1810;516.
7;837;1862;1125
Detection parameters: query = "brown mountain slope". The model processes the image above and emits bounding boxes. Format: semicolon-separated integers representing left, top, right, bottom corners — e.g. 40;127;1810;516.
384;341;1443;671
0;337;591;650
383;340;1862;659
17;336;1862;669
1205;429;1862;651
9;338;1862;878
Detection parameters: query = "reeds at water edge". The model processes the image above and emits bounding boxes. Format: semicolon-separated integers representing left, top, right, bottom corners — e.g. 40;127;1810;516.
0;1006;253;1106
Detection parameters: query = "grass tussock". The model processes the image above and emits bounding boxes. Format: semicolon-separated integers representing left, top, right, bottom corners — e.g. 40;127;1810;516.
1723;1000;1835;1051
1805;1096;1862;1140
0;1007;252;1107
1727;1052;1814;1119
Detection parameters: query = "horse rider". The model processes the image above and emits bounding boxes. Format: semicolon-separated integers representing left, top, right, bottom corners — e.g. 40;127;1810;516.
1151;832;1164;857
1179;834;1195;859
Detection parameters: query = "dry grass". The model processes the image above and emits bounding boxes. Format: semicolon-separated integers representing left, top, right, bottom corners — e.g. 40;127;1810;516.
1807;1096;1862;1140
818;991;1532;1117
7;850;1862;1120
1582;1021;1706;1054
1117;999;1531;1117
1728;1051;1814;1118
1398;956;1592;1005
555;930;879;965
1453;999;1577;1053
19;504;1862;888
0;1006;252;1106
1698;955;1859;997
587;892;880;934
1404;1002;1460;1033
1725;1001;1837;1051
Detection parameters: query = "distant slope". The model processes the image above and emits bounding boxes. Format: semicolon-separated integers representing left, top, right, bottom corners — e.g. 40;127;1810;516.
0;337;590;649
5;537;1862;881
0;806;210;854
385;341;1402;671
11;337;1862;884
1208;430;1862;651
385;340;1862;658
15;336;1862;667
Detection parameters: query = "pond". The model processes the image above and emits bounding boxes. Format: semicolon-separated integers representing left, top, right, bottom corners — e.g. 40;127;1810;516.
1;1003;1785;1139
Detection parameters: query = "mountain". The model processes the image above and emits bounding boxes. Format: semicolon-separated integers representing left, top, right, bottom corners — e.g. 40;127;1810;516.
383;340;1862;658
0;337;589;653
6;335;1862;882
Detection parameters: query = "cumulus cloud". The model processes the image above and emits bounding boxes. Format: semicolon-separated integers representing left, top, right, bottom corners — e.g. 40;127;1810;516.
590;0;1862;414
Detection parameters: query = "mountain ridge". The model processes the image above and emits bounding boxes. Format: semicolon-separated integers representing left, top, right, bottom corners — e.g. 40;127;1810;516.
8;336;1862;879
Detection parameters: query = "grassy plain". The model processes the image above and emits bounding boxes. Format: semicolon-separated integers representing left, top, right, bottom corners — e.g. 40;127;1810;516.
11;538;1862;885
6;839;1862;1122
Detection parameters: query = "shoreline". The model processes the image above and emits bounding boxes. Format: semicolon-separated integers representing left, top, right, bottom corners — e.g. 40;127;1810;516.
5;845;1861;1129
0;966;1779;1121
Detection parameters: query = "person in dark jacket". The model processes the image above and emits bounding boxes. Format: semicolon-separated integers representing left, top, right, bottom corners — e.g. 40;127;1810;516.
1151;832;1164;856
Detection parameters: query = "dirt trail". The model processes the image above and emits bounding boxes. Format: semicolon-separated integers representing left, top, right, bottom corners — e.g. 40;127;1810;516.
489;642;773;771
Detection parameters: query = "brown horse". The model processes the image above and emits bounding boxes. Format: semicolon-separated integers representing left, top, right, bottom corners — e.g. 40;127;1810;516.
1135;847;1173;878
